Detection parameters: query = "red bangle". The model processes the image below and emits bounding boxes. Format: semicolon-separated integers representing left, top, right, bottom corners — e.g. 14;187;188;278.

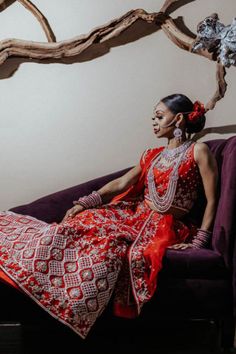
73;191;103;209
192;229;212;249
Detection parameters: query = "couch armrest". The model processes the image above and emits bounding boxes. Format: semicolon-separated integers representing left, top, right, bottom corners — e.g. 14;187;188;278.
9;167;131;223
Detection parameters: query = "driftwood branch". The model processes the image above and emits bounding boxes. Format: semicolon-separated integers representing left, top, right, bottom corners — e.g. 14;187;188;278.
0;9;213;65
205;63;227;111
17;0;56;42
0;10;166;65
0;0;15;11
0;0;230;111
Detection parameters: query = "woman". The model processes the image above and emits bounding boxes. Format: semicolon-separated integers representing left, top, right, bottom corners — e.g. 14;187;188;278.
0;93;218;339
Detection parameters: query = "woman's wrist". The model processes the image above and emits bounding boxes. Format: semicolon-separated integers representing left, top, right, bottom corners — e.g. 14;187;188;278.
73;191;103;209
191;228;212;249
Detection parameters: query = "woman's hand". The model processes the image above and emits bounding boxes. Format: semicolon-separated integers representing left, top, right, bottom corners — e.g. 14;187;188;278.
167;243;194;250
61;204;85;223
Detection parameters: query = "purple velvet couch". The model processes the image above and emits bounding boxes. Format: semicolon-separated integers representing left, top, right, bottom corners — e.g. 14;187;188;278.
4;136;236;352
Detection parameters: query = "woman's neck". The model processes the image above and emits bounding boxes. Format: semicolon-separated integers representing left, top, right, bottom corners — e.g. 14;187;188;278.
167;136;188;150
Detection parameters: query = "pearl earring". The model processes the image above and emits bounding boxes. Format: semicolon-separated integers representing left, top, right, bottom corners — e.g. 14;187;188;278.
173;124;182;142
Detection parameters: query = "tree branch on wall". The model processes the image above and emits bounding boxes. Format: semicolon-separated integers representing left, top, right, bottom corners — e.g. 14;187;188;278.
0;0;234;111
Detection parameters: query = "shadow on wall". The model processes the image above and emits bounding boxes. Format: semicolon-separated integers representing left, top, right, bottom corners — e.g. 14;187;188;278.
193;125;236;140
0;0;198;79
0;20;163;79
0;21;159;79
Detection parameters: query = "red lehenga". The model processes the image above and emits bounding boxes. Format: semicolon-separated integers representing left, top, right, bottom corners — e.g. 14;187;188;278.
0;141;202;338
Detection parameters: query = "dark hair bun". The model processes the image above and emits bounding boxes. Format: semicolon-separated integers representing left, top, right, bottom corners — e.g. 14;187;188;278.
186;114;206;134
160;93;206;135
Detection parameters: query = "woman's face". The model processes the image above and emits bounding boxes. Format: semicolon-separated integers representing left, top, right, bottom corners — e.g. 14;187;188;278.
152;101;178;139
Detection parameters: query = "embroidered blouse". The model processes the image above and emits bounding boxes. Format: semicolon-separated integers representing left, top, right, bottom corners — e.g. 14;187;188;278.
140;142;202;213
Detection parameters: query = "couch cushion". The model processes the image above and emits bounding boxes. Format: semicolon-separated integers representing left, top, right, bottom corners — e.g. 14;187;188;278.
160;248;229;279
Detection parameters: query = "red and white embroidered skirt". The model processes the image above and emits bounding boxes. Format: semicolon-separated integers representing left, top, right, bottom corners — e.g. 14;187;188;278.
0;199;194;338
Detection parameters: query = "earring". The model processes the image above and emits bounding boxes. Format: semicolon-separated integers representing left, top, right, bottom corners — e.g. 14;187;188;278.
173;125;182;142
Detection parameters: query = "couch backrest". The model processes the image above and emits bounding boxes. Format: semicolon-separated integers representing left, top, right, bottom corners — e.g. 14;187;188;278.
10;167;131;223
205;136;236;269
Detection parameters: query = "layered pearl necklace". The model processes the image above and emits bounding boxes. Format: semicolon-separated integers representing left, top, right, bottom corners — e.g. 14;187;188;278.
147;140;193;213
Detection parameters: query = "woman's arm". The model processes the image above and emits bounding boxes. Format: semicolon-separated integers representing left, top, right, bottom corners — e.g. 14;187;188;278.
194;142;218;231
97;163;142;203
61;163;142;221
168;142;218;250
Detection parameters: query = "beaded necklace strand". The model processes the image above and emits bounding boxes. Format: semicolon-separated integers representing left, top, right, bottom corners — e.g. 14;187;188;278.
147;140;193;213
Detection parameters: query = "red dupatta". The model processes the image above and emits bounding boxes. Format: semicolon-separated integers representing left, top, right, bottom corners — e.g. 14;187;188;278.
110;146;192;318
110;147;164;204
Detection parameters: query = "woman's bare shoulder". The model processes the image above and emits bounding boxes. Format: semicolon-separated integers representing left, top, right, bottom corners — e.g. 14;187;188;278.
194;141;209;151
193;141;213;164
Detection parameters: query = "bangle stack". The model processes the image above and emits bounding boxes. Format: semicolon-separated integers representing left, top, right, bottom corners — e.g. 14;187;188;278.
192;228;212;249
73;191;103;209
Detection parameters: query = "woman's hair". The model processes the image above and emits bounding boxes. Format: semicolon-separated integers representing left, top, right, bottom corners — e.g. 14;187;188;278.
160;93;206;135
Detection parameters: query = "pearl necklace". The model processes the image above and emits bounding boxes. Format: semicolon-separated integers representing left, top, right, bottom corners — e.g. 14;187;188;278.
147;140;193;213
